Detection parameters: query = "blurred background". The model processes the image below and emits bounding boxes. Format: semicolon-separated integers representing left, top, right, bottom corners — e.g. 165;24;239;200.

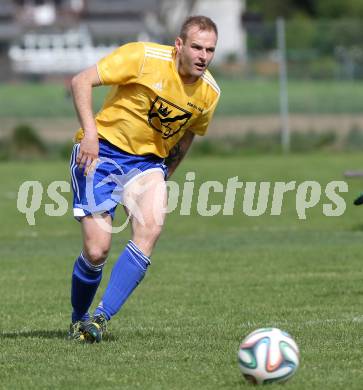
2;0;363;158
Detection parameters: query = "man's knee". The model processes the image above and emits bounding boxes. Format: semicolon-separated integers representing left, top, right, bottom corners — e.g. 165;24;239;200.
134;223;163;246
146;222;164;240
83;245;109;265
152;223;163;239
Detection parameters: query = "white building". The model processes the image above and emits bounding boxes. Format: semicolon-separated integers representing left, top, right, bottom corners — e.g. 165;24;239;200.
159;0;246;63
192;0;246;63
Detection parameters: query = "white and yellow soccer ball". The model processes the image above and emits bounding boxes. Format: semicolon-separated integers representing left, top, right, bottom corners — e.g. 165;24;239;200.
238;328;300;385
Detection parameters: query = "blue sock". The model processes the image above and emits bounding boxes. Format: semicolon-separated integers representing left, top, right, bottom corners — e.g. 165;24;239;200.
94;241;150;320
71;252;105;323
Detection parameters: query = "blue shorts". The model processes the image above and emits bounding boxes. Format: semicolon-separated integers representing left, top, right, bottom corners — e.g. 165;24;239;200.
70;139;168;220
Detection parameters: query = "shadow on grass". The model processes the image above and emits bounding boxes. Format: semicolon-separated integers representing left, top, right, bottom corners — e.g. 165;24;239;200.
1;329;66;339
0;329;118;342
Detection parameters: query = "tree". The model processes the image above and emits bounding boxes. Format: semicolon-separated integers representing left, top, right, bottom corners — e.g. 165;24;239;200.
246;0;316;20
315;0;363;18
246;0;363;20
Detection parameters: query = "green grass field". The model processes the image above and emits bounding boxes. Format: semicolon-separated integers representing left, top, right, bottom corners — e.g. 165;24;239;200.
2;79;363;117
1;153;363;389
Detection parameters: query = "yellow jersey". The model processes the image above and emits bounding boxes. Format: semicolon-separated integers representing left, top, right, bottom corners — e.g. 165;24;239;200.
74;42;220;158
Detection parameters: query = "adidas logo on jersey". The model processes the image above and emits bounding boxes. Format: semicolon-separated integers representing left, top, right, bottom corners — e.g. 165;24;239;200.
152;81;163;91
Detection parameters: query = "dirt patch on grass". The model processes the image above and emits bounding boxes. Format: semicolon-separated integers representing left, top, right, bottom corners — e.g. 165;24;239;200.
208;114;363;138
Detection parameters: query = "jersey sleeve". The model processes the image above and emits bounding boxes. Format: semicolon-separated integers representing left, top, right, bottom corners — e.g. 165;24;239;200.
97;42;145;85
189;96;220;136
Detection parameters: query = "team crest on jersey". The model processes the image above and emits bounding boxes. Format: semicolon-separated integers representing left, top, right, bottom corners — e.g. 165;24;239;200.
148;96;192;139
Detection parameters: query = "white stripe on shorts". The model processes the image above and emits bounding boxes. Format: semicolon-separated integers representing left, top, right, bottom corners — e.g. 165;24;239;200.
70;144;80;201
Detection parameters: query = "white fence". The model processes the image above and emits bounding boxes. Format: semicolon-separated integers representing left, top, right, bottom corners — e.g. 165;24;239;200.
8;28;117;74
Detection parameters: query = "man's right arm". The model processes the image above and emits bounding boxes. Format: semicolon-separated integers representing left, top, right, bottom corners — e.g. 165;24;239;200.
71;65;102;170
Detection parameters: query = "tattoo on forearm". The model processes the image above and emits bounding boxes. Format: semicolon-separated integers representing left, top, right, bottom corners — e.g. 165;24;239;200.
165;143;185;168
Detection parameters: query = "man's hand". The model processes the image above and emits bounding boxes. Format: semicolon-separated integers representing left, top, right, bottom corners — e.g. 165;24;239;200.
71;64;102;174
77;134;99;174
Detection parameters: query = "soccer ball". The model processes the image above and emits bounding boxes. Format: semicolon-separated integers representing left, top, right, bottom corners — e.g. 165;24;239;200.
237;328;300;385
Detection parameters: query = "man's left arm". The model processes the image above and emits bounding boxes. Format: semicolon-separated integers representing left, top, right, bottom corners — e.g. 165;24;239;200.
165;130;195;179
165;93;219;178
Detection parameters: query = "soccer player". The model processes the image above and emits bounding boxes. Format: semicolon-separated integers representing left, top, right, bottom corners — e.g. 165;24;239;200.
68;15;220;342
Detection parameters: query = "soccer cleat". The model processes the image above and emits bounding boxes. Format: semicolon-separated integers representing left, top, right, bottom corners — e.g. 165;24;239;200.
93;313;108;335
68;321;86;342
86;314;108;342
69;315;108;343
81;314;108;343
81;321;102;343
